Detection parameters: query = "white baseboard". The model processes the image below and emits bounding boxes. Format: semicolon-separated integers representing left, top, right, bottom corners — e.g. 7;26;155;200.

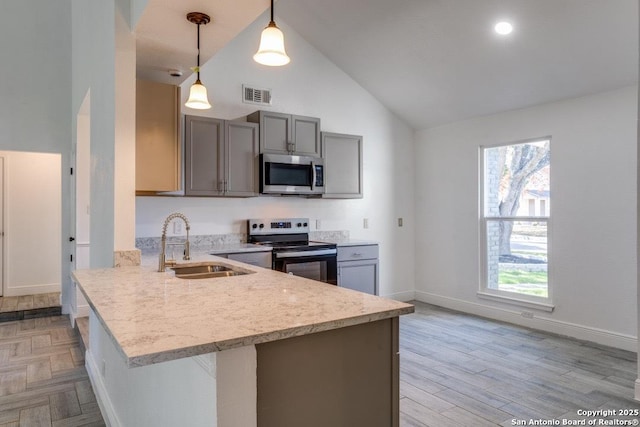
635;379;640;401
4;283;61;297
383;290;415;302
415;291;637;352
86;349;121;427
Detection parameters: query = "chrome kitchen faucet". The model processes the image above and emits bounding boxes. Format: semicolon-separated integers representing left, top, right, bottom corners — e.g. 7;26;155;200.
158;212;191;272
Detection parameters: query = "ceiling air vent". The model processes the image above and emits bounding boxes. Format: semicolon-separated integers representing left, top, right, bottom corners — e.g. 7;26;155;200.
243;85;272;106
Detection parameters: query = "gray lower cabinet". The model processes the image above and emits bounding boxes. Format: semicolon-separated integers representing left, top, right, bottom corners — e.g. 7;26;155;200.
217;251;272;269
247;110;321;156
257;318;398;427
321;132;363;198
337;244;379;295
185;116;258;197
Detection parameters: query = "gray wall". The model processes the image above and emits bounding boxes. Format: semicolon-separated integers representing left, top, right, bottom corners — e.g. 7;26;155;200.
415;86;637;350
72;0;119;269
0;0;72;303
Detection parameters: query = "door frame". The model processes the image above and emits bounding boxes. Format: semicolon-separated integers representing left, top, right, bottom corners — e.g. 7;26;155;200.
0;157;5;297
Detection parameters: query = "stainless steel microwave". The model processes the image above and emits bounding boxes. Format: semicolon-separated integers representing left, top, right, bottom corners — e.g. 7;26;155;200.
260;153;324;195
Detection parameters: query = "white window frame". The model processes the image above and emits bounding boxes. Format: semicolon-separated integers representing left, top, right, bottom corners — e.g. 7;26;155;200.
478;137;554;312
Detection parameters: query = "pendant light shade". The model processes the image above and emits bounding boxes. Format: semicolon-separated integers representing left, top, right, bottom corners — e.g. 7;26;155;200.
185;79;211;109
254;0;290;66
185;12;212;109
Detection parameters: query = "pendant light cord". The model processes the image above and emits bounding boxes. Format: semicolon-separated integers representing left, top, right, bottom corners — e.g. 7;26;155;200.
270;0;275;24
196;23;201;81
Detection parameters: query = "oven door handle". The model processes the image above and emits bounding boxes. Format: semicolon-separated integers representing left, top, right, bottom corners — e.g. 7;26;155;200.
275;249;337;259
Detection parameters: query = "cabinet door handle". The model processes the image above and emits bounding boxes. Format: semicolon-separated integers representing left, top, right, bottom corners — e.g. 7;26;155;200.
352;253;363;258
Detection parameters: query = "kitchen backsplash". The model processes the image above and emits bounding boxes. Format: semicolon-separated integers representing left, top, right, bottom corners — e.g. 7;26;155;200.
114;249;141;267
309;230;350;242
135;230;350;252
136;233;246;251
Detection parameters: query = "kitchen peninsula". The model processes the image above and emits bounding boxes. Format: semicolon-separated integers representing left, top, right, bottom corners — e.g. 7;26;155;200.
72;255;413;427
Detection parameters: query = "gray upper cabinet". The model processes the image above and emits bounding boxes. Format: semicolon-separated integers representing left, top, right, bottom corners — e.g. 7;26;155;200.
185;116;224;196
247;110;321;156
292;115;321;156
321;132;363;198
185;115;258;197
257;111;290;153
225;121;259;197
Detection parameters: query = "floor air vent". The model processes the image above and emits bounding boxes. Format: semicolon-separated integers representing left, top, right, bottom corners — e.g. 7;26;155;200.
243;85;272;106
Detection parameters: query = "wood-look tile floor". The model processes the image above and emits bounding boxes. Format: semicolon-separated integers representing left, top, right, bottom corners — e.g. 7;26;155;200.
0;293;62;323
0;315;105;426
0;293;60;313
399;302;640;426
1;304;638;427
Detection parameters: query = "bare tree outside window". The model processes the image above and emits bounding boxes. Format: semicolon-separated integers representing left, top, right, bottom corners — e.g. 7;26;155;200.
482;139;550;300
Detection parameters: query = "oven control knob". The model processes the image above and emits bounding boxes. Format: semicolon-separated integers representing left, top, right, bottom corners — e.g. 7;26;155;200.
303;222;308;227
252;224;258;229
259;223;264;229
297;222;302;227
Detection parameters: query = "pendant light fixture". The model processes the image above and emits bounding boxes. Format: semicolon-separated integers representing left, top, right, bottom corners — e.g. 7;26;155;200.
253;0;290;66
185;12;212;109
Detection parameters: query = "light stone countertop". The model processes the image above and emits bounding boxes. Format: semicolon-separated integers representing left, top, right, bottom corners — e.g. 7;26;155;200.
72;254;413;368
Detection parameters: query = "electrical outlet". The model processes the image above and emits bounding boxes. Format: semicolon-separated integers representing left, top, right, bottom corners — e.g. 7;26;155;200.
173;221;182;234
398;218;403;227
316;219;321;230
363;218;369;229
521;311;534;319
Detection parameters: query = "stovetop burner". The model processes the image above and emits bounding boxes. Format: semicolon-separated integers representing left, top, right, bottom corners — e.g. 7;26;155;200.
247;218;336;252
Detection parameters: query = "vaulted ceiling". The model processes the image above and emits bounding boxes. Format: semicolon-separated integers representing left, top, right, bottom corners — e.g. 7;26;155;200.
135;0;266;85
136;0;638;130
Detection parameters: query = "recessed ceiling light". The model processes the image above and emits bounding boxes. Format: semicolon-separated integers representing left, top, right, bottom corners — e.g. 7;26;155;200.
494;21;513;35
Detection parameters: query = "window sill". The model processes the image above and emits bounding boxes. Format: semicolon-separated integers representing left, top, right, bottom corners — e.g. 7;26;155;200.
477;291;554;312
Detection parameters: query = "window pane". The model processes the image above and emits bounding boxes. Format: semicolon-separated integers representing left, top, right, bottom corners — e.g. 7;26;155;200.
484;140;550;217
486;219;548;298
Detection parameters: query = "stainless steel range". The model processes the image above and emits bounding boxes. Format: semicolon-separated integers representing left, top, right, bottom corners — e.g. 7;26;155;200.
248;218;337;285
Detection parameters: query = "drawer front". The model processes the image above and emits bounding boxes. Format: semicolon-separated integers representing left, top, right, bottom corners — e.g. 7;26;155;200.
337;245;378;262
228;252;272;269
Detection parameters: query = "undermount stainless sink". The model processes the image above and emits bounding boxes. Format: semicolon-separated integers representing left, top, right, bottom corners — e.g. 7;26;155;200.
170;262;253;279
